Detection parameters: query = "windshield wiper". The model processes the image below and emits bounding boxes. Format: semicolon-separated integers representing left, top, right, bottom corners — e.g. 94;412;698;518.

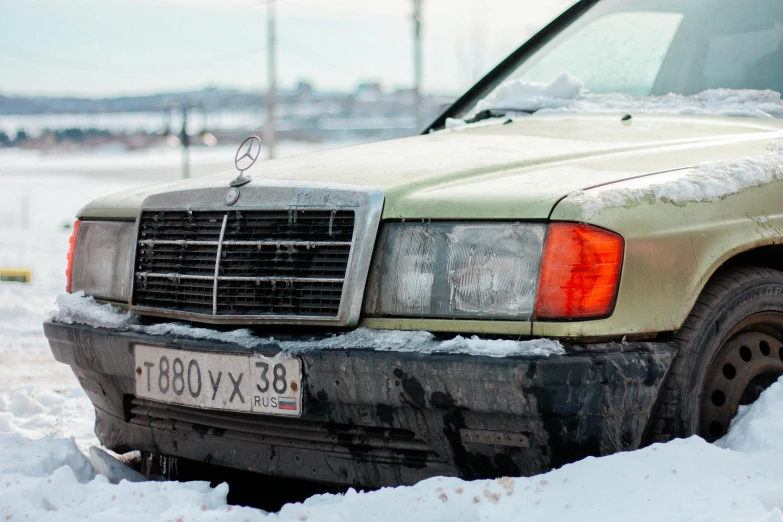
465;107;534;124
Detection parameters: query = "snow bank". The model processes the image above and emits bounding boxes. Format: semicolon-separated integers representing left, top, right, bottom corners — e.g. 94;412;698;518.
0;386;98;451
715;378;783;454
269;437;781;522
448;72;783;128
1;467;233;522
51;292;565;358
0;386;238;520
569;143;783;218
0;433;95;482
5;379;783;521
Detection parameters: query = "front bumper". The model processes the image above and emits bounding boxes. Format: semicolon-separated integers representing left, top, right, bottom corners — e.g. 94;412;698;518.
45;320;676;488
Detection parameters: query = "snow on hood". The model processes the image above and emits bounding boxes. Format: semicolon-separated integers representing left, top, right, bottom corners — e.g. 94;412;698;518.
569;143;783;219
51;292;565;359
478;72;584;113
447;72;783;129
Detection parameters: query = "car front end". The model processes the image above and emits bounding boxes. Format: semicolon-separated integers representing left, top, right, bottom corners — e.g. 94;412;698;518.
46;174;678;485
45;0;783;488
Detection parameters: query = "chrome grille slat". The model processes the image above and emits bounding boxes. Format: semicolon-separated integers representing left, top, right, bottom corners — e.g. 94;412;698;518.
212;214;229;314
133;209;356;318
139;240;352;247
137;272;345;283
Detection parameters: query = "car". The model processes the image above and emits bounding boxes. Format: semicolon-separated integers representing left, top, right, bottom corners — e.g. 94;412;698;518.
46;0;783;489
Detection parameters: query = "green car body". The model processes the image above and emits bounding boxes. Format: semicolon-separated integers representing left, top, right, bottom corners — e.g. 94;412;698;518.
78;113;783;339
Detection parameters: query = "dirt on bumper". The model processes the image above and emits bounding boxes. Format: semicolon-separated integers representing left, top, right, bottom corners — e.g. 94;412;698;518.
44;320;676;488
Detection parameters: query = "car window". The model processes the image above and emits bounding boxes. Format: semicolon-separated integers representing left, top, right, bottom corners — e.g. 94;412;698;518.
458;0;783;119
515;12;683;96
702;22;783;91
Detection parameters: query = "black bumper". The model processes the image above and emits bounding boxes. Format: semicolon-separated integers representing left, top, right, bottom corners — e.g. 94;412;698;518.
45;320;676;488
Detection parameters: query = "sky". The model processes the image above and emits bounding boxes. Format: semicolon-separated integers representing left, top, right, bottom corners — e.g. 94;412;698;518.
0;0;574;97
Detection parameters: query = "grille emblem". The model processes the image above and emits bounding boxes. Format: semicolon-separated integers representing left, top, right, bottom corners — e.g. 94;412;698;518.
225;187;240;206
231;135;261;187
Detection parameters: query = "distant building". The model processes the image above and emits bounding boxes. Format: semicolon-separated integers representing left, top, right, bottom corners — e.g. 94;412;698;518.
294;81;314;101
355;82;383;102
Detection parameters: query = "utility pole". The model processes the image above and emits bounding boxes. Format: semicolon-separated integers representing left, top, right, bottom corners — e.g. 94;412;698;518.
265;0;277;159
162;103;216;179
181;107;190;179
413;0;423;132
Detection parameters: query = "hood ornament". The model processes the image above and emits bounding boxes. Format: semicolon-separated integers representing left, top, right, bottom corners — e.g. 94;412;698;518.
231;135;261;188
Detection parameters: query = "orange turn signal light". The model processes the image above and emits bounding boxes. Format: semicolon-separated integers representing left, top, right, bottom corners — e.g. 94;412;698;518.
65;220;81;293
535;223;624;320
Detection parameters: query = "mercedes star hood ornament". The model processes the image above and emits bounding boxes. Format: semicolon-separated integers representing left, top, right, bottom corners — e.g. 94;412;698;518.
231;135;261;187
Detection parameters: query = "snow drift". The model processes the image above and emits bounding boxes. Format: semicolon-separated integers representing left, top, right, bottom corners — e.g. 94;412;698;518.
5;379;783;520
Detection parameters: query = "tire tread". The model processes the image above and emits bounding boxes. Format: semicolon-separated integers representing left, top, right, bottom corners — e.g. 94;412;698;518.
651;266;783;439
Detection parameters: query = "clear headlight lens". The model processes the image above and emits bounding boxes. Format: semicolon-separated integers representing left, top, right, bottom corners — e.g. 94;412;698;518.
364;222;546;319
71;221;136;302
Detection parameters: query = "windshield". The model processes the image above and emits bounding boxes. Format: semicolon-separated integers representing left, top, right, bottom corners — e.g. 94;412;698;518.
460;0;783;118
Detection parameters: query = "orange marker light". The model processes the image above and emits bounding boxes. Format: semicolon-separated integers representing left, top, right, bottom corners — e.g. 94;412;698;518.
65;220;82;293
535;223;624;320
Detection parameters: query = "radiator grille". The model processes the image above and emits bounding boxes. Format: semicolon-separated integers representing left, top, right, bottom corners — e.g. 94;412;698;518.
132;209;355;318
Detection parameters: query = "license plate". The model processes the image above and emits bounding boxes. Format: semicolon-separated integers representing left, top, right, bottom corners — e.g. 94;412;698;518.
134;344;302;416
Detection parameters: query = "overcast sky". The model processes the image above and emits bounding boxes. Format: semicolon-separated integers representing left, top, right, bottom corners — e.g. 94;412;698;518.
0;0;574;97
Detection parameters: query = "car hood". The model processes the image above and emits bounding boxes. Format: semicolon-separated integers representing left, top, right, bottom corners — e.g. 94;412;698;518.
80;113;783;220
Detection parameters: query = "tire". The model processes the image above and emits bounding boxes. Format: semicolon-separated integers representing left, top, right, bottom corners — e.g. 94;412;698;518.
652;266;783;442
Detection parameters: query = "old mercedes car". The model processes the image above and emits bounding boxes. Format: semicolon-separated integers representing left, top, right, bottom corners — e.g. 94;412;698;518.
46;0;783;489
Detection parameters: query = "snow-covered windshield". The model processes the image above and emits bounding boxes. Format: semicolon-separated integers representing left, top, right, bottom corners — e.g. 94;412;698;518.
463;0;783;118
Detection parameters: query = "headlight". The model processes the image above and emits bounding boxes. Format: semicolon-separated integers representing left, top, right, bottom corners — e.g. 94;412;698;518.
69;220;135;302
364;222;546;319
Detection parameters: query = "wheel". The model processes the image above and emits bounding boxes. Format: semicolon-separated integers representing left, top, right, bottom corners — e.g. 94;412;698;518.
652;266;783;442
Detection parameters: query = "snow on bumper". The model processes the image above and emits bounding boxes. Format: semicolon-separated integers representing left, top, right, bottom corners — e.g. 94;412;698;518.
43;320;676;488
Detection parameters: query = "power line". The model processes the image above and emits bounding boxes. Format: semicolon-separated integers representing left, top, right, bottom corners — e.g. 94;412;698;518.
277;38;343;73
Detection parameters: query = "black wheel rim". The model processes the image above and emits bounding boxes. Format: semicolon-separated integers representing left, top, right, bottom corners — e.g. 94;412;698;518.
700;313;783;441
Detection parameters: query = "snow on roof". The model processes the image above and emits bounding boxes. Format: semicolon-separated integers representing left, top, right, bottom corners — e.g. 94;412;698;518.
52;292;565;359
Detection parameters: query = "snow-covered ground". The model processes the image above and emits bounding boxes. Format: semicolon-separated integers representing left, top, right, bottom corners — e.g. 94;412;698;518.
5;379;783;521
3;144;783;521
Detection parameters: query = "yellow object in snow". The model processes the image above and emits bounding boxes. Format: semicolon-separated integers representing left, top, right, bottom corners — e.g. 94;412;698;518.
0;269;32;283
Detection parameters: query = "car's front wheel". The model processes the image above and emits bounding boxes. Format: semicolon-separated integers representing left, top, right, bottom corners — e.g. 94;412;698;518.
653;266;783;442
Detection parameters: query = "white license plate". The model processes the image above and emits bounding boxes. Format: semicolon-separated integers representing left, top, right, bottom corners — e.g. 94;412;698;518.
134;344;302;416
